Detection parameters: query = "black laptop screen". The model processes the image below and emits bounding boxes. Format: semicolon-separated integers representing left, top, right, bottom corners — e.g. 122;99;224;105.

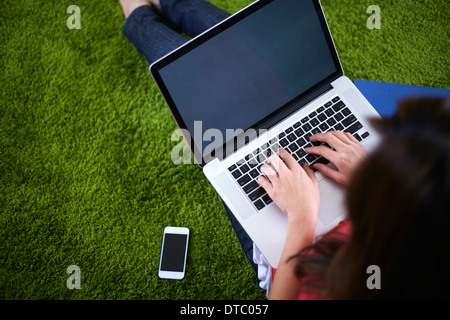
157;0;338;149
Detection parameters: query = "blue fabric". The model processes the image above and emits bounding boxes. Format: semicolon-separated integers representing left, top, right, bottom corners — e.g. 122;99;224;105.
354;79;450;118
221;201;258;273
122;0;230;64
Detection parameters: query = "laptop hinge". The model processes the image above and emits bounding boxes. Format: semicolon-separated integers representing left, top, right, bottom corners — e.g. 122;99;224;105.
208;82;334;163
254;82;334;133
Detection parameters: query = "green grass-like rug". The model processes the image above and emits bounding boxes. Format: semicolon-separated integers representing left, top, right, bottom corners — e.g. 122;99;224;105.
1;0;448;299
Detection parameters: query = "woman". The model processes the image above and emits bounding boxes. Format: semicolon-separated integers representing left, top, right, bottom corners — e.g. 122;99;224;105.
263;97;450;299
119;0;450;299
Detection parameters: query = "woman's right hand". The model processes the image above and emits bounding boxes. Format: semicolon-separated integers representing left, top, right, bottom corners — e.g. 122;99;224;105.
305;131;368;186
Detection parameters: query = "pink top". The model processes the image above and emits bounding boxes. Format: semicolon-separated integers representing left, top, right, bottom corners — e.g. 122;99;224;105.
271;219;352;299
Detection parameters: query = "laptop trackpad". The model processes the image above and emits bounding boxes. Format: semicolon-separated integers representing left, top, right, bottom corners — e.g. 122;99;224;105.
318;178;346;225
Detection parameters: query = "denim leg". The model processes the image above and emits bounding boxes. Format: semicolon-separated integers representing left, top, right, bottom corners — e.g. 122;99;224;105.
221;200;257;274
122;5;188;65
160;0;231;38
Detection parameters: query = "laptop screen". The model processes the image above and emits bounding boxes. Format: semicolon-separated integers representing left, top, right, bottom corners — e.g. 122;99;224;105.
153;0;340;162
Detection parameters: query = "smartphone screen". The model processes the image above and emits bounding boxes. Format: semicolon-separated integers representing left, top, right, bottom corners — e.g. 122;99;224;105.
159;227;189;279
160;234;188;272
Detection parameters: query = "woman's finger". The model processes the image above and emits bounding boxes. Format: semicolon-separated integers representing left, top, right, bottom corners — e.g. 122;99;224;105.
257;175;274;196
302;162;317;182
260;163;279;185
309;132;346;151
332;130;354;145
313;163;346;185
267;153;286;176
278;147;298;171
304;145;338;163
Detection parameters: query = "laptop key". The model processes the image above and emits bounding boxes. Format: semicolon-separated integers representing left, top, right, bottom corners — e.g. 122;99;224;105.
302;123;312;132
240;163;250;174
326;118;337;126
309;118;320;127
332;96;340;103
296;149;306;158
232;169;242;179
334;112;344;121
298;158;307;167
237;174;251;186
294;128;304;137
228;164;237;172
361;131;370;139
262;194;273;205
325;108;335;117
319;122;329;131
257;153;266;163
332;101;345;112
342;107;352;116
288;142;299;152
279;138;289;147
248;159;258;168
271;143;281;154
306;154;317;163
249;169;259;179
344;121;363;134
287;133;297;142
342;115;357;127
303;132;312;142
249;187;266;202
243;180;259;194
254;199;265;211
314;156;330;166
297;137;307;147
317;113;327;122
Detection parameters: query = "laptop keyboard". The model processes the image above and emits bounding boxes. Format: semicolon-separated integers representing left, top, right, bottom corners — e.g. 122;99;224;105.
227;96;371;212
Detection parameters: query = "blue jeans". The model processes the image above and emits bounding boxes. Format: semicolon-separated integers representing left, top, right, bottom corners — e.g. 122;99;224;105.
122;0;230;64
122;0;257;273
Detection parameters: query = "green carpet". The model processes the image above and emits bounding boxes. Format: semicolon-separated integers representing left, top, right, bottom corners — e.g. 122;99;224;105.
1;0;448;299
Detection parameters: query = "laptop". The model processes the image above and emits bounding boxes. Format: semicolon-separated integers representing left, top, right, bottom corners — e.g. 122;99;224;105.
150;0;382;268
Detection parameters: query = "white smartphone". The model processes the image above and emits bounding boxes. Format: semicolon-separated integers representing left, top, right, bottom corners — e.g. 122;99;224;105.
158;226;190;280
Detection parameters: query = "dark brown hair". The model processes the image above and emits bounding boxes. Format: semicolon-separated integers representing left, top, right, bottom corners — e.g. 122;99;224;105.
292;97;450;299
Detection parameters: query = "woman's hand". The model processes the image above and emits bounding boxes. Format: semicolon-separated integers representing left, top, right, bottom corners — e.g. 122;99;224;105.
257;148;320;228
306;131;368;186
